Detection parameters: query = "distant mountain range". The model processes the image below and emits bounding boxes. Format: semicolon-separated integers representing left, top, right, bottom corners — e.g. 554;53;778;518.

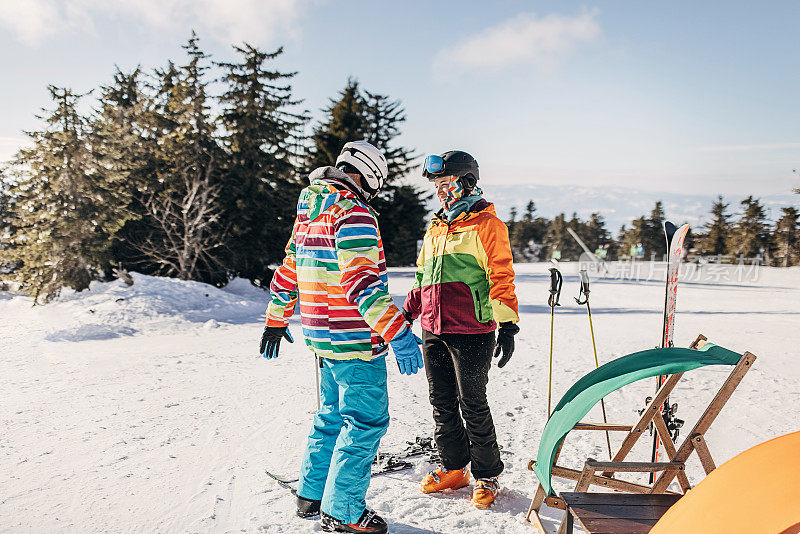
457;184;800;233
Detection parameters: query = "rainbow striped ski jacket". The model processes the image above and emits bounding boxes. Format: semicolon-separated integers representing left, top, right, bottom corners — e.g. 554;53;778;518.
403;200;519;335
266;167;408;361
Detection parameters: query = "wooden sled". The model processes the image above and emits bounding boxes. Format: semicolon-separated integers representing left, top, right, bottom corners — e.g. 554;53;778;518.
526;334;756;533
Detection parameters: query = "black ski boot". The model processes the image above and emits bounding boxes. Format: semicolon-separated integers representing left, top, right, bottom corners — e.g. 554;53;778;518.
296;495;321;518
320;508;388;533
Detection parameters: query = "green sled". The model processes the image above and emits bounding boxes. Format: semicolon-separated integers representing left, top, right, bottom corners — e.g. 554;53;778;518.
534;342;743;496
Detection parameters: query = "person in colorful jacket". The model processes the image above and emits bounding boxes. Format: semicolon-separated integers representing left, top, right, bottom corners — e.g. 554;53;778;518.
261;141;423;534
403;150;520;509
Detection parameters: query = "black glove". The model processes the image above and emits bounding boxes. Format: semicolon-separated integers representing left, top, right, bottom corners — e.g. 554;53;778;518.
402;309;415;325
259;326;294;359
493;322;520;368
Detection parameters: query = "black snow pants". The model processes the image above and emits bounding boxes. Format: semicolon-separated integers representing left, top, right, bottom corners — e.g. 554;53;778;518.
422;329;503;479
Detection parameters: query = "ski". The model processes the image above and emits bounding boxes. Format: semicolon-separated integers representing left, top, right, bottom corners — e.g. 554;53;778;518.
375;436;436;464
373;457;415;475
650;221;690;477
266;437;437;492
265;470;298;494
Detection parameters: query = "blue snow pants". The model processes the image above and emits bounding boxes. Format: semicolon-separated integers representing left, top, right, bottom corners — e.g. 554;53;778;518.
296;355;389;524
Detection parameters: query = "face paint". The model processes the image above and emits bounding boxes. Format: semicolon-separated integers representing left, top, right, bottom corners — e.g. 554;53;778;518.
435;175;465;209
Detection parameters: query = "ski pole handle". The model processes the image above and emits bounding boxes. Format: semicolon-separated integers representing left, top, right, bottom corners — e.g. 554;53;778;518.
575;269;590;305
548;267;563;308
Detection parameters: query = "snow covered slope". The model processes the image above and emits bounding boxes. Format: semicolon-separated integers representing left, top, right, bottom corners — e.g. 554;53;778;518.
2;265;798;533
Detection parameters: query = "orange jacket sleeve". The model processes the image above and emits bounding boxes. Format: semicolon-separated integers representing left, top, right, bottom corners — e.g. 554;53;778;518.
478;215;519;324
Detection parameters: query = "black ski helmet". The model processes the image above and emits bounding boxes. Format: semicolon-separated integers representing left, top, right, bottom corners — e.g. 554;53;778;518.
424;150;479;192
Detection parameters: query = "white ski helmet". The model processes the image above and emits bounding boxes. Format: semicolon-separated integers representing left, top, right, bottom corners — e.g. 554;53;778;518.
335;140;388;200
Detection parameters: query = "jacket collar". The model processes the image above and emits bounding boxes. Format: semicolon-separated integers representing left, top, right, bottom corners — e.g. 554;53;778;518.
434;198;492;224
309;166;371;205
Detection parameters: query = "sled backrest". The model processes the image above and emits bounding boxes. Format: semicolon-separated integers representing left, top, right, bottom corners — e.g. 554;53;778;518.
533;342;743;496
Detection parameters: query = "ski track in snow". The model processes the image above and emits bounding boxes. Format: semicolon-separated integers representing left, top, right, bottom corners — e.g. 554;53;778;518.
1;265;799;533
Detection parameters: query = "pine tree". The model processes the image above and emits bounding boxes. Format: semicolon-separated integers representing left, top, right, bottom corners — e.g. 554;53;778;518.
3;86;127;301
618;216;648;258
130;33;227;282
562;212;585;259
362;90;416;179
359;87;425;265
509;200;547;260
507;206;517;235
773;207;800;267
543;213;568;259
524;200;536;222
585;212;612;252
698;195;731;255
216;43;308;284
88;67;151;277
642;201;666;259
305;78;365;171
0;169;15;274
728;196;771;260
306;79;427;265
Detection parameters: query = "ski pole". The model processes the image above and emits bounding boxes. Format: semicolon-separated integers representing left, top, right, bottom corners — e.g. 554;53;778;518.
547;267;562;418
575;269;612;460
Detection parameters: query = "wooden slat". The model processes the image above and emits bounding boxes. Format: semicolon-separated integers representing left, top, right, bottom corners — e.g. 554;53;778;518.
552;465;681;495
574;422;634;432
602;373;683;478
691;433;717;474
561;493;682;507
558;461;597;534
575;461;596;491
529;510;548;534
585;460;684;473
526;483;547;522
574;517;658;534
652;352;756;493
689;333;708;350
568;504;677;521
651;411;692;492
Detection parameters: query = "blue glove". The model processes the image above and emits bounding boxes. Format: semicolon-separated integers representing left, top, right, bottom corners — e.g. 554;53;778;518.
260;326;294;359
390;328;424;375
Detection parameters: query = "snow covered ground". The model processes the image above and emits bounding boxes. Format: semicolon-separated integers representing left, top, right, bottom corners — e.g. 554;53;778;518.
2;263;798;533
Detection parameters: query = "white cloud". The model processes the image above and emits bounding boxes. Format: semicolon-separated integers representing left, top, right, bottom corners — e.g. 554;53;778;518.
0;0;315;47
432;9;601;81
0;0;63;46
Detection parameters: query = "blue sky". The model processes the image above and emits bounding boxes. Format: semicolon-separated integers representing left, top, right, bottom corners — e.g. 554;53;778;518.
1;0;798;197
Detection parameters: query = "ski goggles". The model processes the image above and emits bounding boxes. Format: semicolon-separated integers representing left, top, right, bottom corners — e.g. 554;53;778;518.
422;154;474;179
422;155;446;178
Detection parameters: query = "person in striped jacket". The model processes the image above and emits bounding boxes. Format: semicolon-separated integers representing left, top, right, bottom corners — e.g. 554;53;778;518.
260;141;423;534
403;150;520;509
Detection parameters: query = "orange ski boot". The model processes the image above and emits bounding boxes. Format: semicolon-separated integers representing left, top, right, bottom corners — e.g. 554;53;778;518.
471;477;499;508
420;466;470;494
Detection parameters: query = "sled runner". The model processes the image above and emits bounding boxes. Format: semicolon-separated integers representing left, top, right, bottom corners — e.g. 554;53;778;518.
525;334;756;534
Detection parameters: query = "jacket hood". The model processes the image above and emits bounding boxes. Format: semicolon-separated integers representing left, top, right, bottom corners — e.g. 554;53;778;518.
300;166;370;221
